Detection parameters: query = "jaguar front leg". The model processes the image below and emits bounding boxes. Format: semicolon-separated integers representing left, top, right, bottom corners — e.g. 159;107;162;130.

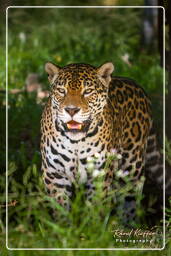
43;170;74;210
119;143;147;225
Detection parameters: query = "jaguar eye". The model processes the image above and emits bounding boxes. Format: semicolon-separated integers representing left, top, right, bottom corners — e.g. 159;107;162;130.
83;89;93;96
57;88;66;95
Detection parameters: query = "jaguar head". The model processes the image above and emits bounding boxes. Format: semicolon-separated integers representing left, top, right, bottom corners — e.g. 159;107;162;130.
45;62;114;138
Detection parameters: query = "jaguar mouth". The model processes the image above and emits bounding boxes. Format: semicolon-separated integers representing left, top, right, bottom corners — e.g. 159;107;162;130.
66;120;83;130
64;120;91;133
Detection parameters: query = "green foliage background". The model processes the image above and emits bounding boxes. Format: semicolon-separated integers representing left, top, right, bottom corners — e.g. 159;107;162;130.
0;2;170;255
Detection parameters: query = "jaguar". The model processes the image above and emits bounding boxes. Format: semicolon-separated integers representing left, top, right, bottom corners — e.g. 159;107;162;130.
40;61;163;220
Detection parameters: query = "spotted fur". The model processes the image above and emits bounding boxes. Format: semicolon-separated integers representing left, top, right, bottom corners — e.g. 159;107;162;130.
40;62;162;213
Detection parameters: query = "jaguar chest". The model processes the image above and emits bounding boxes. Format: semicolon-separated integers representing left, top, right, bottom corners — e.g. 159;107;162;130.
45;133;108;184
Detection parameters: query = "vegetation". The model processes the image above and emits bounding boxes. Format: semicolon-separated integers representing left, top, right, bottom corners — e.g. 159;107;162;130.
0;3;170;256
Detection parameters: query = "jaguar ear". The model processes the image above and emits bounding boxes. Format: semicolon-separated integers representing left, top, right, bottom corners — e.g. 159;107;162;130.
45;62;61;83
97;62;114;86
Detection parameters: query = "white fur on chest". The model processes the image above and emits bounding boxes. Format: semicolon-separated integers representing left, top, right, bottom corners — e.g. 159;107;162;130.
47;133;106;184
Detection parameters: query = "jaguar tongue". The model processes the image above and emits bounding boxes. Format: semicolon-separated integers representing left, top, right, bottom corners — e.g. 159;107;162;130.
67;120;82;130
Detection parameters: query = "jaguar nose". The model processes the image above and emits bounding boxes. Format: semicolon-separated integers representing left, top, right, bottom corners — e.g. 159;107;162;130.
65;106;80;117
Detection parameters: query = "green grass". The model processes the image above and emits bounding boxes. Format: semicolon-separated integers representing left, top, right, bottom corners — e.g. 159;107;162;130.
2;158;167;249
4;149;159;248
0;4;170;255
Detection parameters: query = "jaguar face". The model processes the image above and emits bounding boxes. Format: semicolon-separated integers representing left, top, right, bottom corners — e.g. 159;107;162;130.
45;62;114;136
